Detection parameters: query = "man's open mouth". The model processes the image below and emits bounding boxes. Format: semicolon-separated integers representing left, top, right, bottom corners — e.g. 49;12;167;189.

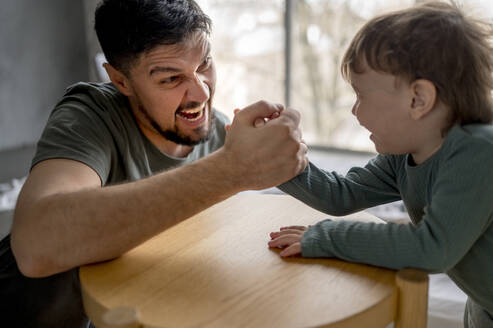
176;104;205;122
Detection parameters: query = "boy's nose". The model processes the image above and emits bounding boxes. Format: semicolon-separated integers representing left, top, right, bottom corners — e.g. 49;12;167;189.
351;104;357;116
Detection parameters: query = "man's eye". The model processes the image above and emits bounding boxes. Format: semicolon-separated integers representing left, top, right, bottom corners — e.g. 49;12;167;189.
159;76;182;87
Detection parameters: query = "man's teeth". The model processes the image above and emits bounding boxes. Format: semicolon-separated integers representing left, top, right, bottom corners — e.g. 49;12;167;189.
181;107;202;114
187;111;204;121
177;105;205;121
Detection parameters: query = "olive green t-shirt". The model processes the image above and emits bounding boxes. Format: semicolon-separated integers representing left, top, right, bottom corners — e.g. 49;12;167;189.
8;82;229;327
32;82;229;184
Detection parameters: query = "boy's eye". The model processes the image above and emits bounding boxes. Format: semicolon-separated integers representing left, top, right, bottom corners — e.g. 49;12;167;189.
199;56;212;71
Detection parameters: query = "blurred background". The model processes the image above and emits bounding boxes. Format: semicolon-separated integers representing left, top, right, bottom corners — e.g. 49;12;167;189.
2;0;493;172
1;1;490;326
196;0;493;150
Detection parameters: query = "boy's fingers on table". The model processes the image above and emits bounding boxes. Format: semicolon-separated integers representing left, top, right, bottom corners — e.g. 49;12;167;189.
270;228;304;240
279;229;304;236
268;233;302;248
280;243;302;257
280;225;307;231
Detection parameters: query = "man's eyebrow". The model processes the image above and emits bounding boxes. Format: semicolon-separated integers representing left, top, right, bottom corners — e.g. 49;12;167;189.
149;43;211;76
149;66;181;76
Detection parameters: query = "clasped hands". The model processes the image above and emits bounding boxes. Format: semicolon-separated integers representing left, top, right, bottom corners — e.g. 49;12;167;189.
223;100;309;191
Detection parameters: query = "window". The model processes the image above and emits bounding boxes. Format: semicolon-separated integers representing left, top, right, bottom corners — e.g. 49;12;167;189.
197;0;285;119
197;0;493;152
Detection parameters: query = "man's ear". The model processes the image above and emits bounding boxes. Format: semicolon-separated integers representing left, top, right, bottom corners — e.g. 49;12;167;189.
103;63;133;97
409;79;437;120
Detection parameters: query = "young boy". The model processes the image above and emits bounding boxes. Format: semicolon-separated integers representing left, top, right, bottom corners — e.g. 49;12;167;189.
268;2;493;327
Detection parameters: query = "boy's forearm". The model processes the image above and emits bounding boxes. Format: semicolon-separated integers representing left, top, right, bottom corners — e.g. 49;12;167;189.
279;160;401;216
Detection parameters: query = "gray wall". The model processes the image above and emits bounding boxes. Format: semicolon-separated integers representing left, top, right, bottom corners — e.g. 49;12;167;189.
83;0;104;82
0;0;89;153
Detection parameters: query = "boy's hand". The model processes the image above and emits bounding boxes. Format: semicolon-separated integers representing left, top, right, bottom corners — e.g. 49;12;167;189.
225;106;282;132
268;225;308;257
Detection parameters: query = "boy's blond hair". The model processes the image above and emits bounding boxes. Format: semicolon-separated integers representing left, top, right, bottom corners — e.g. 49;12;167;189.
341;1;493;131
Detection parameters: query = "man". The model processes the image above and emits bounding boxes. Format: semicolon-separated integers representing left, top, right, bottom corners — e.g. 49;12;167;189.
0;0;307;327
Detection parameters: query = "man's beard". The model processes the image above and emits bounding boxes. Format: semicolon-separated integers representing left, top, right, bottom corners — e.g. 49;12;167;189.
137;99;215;147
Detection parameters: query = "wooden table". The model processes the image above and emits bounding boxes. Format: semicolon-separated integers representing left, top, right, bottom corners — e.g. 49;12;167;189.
80;194;400;328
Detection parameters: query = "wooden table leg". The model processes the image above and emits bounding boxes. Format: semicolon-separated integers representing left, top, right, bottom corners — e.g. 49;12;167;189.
102;306;143;328
395;268;429;328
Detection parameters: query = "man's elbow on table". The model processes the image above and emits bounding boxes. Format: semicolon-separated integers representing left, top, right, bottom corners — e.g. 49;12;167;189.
10;212;62;278
11;246;54;278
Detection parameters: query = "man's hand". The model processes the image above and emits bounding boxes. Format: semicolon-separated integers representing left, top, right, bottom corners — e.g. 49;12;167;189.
222;100;308;190
268;225;308;257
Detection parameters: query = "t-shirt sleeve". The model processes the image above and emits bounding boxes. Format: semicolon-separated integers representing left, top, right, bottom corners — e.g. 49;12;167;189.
32;99;114;184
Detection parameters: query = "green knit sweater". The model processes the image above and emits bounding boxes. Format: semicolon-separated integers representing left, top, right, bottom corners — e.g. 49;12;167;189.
279;124;493;313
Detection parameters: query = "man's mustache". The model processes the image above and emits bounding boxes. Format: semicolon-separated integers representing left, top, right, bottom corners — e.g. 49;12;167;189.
177;101;204;111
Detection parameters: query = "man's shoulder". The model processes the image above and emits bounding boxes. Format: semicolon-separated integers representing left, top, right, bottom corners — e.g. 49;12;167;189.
64;81;119;96
56;82;126;113
61;81;119;99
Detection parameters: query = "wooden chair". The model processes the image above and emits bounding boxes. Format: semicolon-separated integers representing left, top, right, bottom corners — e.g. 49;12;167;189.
99;268;428;328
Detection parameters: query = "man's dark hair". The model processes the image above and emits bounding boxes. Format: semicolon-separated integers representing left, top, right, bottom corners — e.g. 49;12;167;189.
94;0;212;74
341;1;493;131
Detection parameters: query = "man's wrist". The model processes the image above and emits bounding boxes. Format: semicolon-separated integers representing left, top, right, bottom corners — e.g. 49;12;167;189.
204;148;246;195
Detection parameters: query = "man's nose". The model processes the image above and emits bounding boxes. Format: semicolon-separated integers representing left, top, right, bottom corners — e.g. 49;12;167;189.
186;75;209;103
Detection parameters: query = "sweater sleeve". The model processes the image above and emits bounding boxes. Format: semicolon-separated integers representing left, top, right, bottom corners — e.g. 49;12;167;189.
278;154;402;216
300;139;493;273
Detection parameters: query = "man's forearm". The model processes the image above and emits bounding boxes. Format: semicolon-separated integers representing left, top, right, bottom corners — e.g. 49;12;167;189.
12;103;308;277
12;149;239;277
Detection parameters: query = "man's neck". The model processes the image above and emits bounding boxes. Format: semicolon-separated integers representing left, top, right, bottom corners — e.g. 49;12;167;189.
140;126;194;158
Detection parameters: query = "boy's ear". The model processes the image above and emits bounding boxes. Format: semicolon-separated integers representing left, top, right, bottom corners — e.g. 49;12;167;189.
103;63;133;97
409;79;437;120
